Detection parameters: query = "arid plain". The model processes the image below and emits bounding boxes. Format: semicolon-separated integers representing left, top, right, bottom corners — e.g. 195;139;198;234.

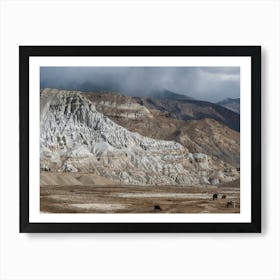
41;173;240;213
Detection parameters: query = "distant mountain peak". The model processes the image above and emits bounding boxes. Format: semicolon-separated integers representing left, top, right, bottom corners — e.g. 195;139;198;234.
217;98;240;114
219;97;240;103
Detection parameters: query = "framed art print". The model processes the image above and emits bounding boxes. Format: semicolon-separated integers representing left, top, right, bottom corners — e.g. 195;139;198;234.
19;46;261;233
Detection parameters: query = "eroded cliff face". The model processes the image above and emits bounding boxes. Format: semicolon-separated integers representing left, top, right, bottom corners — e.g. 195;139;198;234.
40;88;239;186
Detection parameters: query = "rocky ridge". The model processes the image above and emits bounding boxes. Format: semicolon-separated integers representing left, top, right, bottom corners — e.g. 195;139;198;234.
137;97;240;131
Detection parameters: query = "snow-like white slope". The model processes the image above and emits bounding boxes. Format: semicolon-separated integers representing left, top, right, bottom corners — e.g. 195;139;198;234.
40;88;239;185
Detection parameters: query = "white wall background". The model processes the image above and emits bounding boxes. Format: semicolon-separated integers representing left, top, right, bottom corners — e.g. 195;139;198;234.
0;0;279;279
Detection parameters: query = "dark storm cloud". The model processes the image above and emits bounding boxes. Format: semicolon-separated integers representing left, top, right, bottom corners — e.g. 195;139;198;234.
40;66;240;102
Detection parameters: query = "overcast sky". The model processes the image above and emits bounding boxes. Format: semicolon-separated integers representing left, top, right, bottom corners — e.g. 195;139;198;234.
40;66;240;102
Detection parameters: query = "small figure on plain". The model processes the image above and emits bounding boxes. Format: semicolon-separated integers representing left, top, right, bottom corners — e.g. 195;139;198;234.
226;201;236;208
222;194;227;199
154;205;162;212
213;193;218;200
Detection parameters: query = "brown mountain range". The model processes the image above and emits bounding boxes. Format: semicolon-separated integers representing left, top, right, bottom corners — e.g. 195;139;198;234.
82;92;240;167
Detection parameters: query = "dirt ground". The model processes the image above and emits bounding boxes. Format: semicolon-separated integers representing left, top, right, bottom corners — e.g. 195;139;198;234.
40;178;240;214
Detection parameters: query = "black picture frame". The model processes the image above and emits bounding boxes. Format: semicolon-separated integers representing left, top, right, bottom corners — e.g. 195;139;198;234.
20;46;261;233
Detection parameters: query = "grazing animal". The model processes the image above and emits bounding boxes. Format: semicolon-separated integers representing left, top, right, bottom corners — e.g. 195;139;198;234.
227;201;236;208
213;193;218;200
222;194;227;199
154;205;162;212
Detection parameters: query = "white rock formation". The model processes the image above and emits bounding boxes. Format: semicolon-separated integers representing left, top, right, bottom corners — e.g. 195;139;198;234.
40;89;238;185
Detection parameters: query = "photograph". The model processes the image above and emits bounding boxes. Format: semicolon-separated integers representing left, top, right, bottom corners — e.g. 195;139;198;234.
40;66;241;214
19;46;261;232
